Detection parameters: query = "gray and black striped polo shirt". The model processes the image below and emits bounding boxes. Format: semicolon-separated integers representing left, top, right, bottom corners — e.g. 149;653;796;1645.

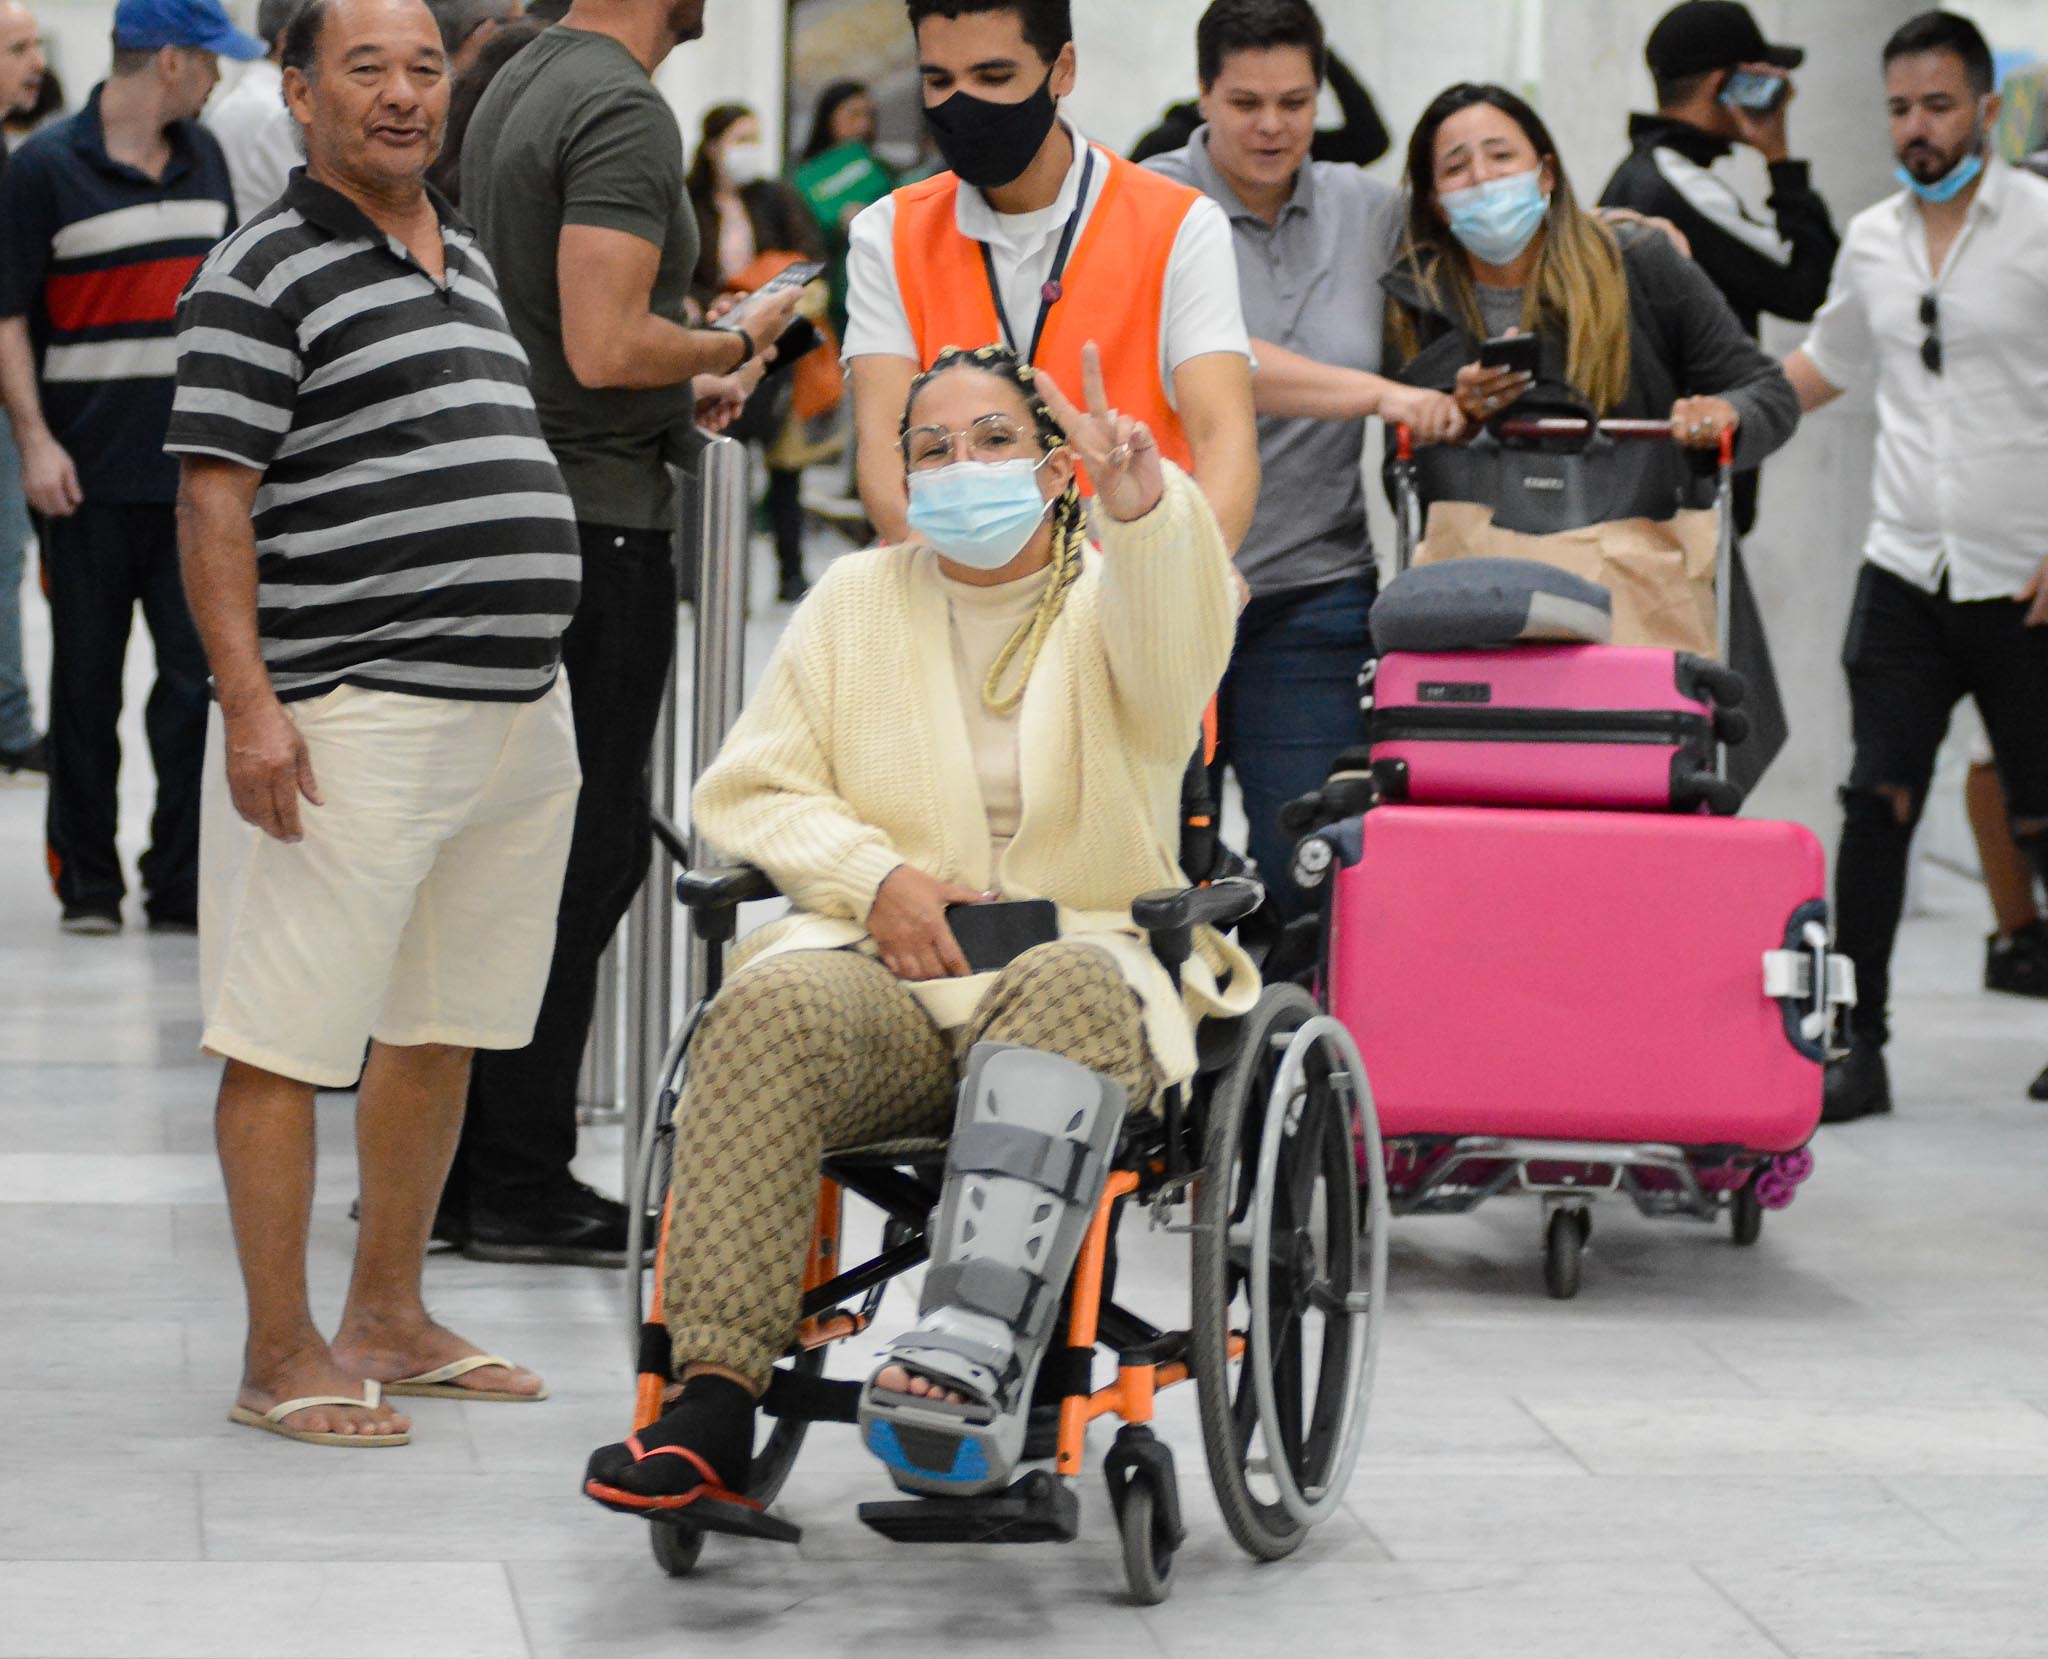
166;169;579;704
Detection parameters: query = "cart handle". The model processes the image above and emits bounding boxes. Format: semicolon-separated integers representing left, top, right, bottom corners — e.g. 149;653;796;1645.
1499;418;1737;464
1393;418;1733;464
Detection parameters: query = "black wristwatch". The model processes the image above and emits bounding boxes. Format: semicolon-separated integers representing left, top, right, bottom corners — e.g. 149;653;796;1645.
709;323;753;375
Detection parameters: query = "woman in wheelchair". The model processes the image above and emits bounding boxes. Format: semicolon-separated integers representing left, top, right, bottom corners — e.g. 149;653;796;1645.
584;342;1255;1520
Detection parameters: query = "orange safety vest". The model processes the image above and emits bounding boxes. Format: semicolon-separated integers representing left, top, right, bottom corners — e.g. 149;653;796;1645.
890;146;1200;480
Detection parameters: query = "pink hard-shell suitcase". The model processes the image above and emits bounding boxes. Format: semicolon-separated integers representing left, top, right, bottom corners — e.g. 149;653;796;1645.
1368;645;1747;816
1322;804;1828;1151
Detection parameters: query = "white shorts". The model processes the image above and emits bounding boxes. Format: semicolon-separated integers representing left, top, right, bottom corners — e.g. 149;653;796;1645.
200;679;581;1086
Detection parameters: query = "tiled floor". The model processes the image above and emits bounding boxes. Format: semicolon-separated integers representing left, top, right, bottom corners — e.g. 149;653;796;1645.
4;575;2047;1658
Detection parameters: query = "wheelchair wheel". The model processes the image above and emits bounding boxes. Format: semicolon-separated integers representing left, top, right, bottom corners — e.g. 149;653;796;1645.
648;1519;703;1578
749;1349;821;1506
624;1006;703;1348
1116;1476;1176;1606
628;999;815;1546
1191;984;1386;1561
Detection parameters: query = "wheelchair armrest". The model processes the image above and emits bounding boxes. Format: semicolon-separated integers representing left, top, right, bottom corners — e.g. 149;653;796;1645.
676;865;781;946
676;864;781;910
1131;876;1264;938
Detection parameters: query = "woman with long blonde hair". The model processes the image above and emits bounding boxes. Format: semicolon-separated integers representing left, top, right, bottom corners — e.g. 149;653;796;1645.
1384;82;1796;478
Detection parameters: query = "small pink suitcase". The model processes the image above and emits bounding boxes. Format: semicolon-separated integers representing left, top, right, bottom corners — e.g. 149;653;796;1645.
1369;645;1745;815
1323;804;1826;1151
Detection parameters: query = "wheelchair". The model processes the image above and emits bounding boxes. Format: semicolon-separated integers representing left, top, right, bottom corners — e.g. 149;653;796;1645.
614;856;1390;1604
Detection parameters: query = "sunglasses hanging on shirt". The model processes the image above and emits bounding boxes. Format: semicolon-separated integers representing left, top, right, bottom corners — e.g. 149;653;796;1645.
1919;292;1942;376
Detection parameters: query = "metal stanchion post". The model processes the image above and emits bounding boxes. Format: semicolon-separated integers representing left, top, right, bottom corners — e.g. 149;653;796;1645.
622;593;681;1194
684;434;753;1008
582;944;621;1120
620;434;751;1336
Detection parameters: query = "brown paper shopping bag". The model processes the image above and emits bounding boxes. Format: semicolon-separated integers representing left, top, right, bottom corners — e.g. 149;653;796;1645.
1416;501;1720;655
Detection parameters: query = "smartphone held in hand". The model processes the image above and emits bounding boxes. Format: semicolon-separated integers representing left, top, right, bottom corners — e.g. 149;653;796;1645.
944;899;1060;974
1478;333;1540;377
1720;71;1788;113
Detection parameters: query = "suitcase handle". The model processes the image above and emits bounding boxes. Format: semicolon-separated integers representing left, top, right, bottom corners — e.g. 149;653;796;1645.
1764;903;1858;1063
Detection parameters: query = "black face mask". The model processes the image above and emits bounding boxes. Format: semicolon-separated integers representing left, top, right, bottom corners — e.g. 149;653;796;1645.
924;70;1060;191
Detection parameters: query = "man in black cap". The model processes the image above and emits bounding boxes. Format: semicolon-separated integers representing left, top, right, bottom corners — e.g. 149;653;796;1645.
1599;0;1839;798
1603;1;1838;378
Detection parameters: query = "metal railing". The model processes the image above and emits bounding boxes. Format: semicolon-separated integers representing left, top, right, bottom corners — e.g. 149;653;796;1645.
573;431;754;1197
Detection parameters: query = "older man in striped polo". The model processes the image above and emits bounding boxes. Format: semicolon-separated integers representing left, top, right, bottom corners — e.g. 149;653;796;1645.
168;0;579;1445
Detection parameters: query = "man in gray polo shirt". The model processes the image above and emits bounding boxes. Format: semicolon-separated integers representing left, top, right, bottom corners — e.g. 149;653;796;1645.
1151;0;1460;920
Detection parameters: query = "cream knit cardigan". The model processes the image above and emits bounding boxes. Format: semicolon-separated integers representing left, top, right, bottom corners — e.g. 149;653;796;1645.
692;464;1259;1087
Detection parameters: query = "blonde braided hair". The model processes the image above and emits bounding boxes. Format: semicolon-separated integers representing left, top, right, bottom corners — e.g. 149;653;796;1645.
904;344;1087;717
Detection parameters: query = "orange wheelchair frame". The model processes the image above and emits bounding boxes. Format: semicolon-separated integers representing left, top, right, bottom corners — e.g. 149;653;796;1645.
612;864;1387;1603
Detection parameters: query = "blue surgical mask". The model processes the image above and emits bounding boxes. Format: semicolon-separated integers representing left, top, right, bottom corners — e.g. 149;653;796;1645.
1440;169;1550;267
1895;149;1983;203
906;456;1056;570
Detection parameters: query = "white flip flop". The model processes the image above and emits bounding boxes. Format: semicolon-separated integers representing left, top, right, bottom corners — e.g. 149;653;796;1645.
383;1353;548;1403
228;1378;411;1447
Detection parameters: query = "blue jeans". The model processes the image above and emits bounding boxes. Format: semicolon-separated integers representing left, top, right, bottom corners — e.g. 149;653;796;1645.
1214;573;1376;922
0;421;36;751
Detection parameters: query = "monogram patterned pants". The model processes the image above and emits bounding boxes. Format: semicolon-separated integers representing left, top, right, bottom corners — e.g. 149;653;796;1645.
663;942;1156;1388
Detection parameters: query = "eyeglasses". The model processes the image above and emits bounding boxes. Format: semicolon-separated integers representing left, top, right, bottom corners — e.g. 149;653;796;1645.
1919;292;1942;376
901;414;1036;472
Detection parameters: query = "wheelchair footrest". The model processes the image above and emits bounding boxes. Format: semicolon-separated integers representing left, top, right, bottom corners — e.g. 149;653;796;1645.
857;1469;1078;1545
654;1499;803;1546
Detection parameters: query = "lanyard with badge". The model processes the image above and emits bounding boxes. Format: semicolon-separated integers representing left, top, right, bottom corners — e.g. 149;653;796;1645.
976;141;1097;365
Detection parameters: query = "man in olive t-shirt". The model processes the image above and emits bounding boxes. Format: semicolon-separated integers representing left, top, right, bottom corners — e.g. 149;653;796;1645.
463;23;696;529
447;1;799;1265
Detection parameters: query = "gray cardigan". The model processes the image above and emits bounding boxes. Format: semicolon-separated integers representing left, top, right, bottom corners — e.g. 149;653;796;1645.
1383;224;1800;523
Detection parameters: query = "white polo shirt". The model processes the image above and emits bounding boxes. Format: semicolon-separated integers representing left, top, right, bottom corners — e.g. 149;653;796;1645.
842;120;1250;407
204;59;300;225
1800;159;2048;601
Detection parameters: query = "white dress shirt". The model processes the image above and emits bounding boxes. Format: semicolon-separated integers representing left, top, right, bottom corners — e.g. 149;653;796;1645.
1801;159;2048;601
204;59;300;225
842;120;1249;408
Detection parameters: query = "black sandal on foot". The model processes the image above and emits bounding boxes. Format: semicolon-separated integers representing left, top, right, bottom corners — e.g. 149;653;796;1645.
582;1377;801;1543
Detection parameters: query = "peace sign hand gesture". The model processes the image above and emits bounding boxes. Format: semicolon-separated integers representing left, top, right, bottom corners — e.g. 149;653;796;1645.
1036;341;1164;524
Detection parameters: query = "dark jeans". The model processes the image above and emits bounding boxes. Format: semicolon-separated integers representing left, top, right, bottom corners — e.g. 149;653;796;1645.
1835;563;2048;1045
42;502;207;916
765;466;803;587
1213;573;1376;923
449;522;678;1212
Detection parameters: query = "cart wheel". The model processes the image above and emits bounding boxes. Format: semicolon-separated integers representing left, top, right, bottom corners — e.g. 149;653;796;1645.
1543;1209;1584;1299
1730;1183;1763;1247
648;1519;703;1578
1117;1476;1176;1606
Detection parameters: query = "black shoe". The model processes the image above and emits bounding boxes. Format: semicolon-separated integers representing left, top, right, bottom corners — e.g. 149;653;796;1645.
59;902;122;937
776;571;809;604
0;733;48;777
347;1195;468;1250
2029;1062;2048;1103
146;909;198;936
1822;1041;1892;1123
1985;921;2048;999
463;1178;653;1268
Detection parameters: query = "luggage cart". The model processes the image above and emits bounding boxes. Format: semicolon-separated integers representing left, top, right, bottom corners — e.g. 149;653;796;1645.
1336;418;1848;1297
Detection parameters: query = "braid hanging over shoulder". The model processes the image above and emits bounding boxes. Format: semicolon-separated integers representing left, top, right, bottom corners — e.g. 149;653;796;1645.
903;344;1087;718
